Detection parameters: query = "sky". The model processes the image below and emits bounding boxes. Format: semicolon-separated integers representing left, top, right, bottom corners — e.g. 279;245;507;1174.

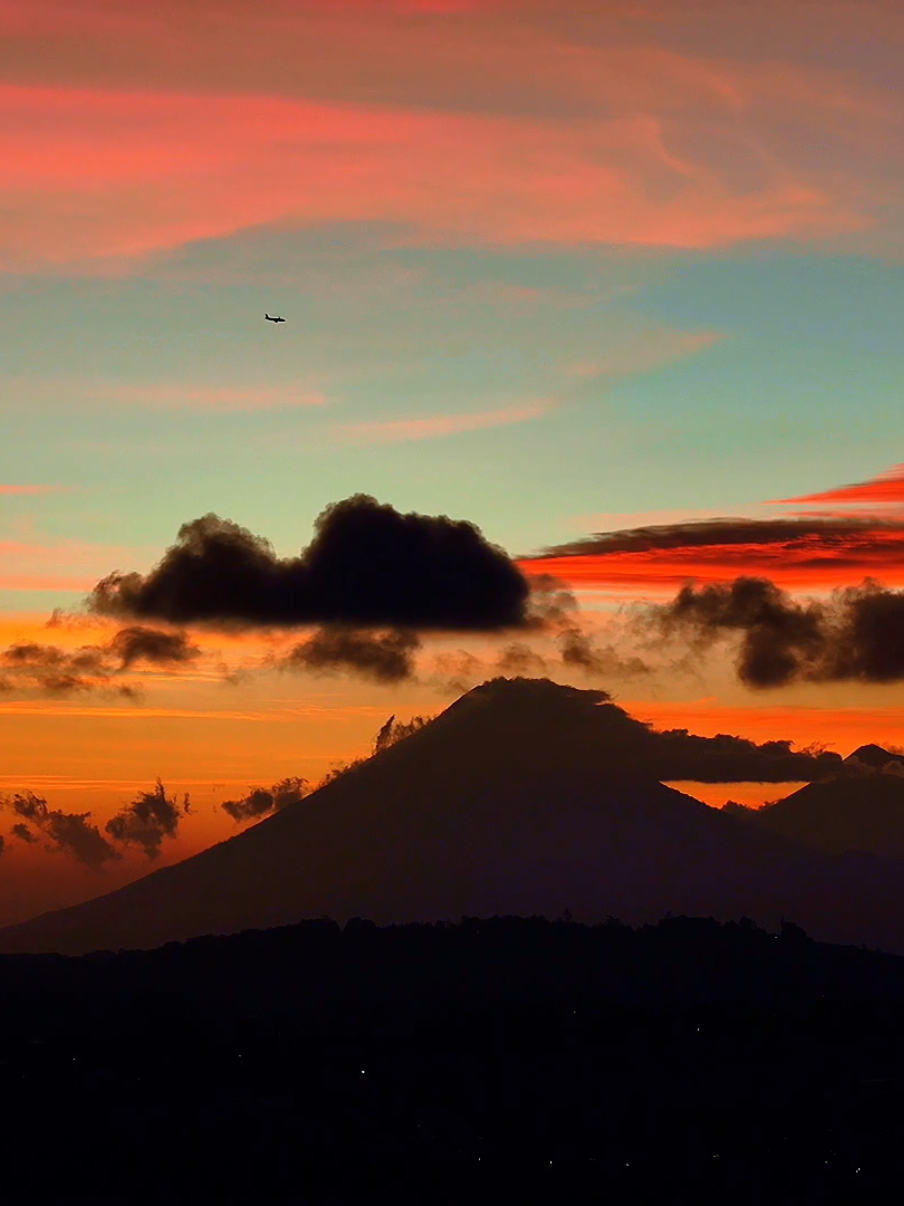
1;0;903;923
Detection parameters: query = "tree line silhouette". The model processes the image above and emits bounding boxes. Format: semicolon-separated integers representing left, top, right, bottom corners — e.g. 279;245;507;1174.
1;915;903;1200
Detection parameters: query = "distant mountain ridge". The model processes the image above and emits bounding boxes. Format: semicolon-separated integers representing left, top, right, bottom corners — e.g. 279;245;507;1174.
4;678;904;955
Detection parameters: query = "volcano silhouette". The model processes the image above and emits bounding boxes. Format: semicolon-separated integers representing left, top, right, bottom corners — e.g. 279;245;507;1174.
4;678;904;955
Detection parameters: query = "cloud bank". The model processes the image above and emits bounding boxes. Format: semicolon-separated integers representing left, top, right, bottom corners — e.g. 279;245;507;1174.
524;516;904;592
646;576;904;689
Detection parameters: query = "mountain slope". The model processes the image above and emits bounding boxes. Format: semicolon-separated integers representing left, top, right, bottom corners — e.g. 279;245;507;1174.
3;678;904;955
756;766;904;858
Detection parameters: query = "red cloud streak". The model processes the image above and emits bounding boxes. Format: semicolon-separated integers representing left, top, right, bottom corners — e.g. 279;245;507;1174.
775;464;904;511
521;521;904;595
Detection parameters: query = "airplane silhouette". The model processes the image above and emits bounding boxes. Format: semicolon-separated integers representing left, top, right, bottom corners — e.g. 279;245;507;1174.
265;313;286;323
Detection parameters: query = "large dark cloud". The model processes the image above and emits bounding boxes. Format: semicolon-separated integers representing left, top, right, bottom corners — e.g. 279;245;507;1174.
89;495;530;631
646;576;904;688
104;780;190;859
1;792;118;867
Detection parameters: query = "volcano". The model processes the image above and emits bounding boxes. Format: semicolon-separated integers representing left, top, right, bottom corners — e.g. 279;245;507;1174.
3;678;904;955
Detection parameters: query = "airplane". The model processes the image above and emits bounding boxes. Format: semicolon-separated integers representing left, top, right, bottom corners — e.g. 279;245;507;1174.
265;313;286;323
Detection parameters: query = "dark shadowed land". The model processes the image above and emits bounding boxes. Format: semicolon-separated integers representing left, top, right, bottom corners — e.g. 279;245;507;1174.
2;915;904;1202
5;684;904;1200
4;677;904;956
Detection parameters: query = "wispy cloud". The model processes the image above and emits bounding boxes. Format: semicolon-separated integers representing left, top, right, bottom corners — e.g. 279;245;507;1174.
333;399;554;444
7;379;327;412
772;463;904;515
101;383;327;411
0;485;65;496
562;330;724;380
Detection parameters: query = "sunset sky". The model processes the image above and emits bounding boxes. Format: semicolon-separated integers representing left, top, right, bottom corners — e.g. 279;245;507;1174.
1;0;903;923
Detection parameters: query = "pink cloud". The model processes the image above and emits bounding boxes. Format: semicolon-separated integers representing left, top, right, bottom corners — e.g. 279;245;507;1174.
0;1;897;265
0;79;865;267
0;485;64;496
334;399;553;444
98;383;327;411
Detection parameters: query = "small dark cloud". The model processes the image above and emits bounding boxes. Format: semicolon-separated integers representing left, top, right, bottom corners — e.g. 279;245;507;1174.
1;791;117;867
221;777;307;824
1;643;98;695
286;627;420;683
109;626;201;668
89;494;530;631
104;780;189;859
645;576;904;688
11;823;38;844
558;627;650;678
525;574;650;679
45;812;119;868
497;643;548;676
0;627;199;697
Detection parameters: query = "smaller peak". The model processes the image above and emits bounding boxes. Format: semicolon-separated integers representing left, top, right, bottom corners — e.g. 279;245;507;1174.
847;744;896;769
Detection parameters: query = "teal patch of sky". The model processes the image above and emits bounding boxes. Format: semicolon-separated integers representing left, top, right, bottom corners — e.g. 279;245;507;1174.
608;250;904;505
0;225;773;570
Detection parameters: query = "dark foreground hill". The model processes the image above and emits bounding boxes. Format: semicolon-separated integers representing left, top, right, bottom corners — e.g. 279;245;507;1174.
5;677;904;955
2;916;904;1203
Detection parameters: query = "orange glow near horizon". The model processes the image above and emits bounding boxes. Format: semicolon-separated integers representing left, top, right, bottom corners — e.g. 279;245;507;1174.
621;699;904;757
